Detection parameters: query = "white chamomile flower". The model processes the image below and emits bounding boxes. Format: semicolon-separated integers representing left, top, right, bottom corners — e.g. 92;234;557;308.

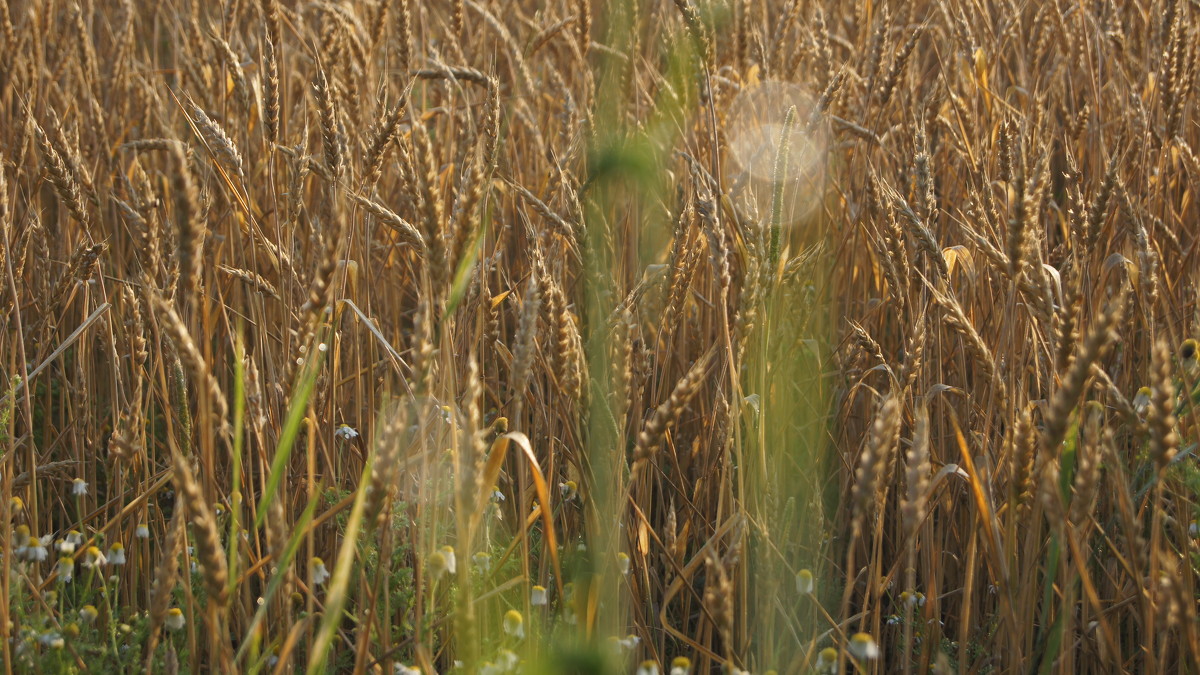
57;556;74;583
71;478;88;496
796;569;814;595
670;656;691;675
79;605;98;624
497;649;519;671
165;608;186;632
848;632;880;661
1132;386;1152;418
135;524;150;539
428;551;449;580
108;542;126;565
619;634;641;650
38;631;64;649
636;661;660;675
558;480;578;501
531;585;548;606
617;551;631;575
473;551;492;572
82;546;107;568
393;665;421;675
334;425;359;441
24;536;50;562
503;609;524;639
310;557;330;585
439;546;456;575
815;647;838;673
12;525;30;552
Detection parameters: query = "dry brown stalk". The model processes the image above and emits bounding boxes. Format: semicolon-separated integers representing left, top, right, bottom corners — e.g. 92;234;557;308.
851;394;901;535
509;267;543;407
171;452;229;608
148;290;231;438
33;118;89;230
190;104;245;179
632;349;715;467
362;95;408;186
934;290;1008;404
314;66;345;180
145;507;185;662
351;192;426;252
219;265;280;299
878;29;921;107
263;38;281;146
1148;339;1180;472
6;2;1200;671
1043;295;1126;456
902;402;931;539
168;142;203;304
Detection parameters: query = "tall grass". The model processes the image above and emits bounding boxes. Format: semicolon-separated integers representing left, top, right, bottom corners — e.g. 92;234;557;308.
0;0;1199;673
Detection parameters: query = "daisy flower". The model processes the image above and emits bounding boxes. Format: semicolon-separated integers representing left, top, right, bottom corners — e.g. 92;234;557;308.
439;545;456;575
497;649;519;671
502;609;524;639
310;557;330;586
79;606;98;624
165;608;186;632
815;647;838;673
848;632;880;661
796;569;814;595
558;480;578;501
38;631;64;649
24;535;50;562
57;556;74;583
428;551;448;580
82;546;106;568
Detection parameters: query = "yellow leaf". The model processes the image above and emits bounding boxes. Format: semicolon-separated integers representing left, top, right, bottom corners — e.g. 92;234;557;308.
943;245;975;281
491;290;512;309
745;63;760;87
974;47;988;87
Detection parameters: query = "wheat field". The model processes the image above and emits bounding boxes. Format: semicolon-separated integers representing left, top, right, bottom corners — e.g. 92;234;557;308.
0;0;1198;672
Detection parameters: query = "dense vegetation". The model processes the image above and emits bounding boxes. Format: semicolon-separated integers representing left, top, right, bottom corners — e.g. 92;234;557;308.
0;0;1198;672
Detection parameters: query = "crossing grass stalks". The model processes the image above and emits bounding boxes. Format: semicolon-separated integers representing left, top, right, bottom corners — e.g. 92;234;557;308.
2;0;1200;673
